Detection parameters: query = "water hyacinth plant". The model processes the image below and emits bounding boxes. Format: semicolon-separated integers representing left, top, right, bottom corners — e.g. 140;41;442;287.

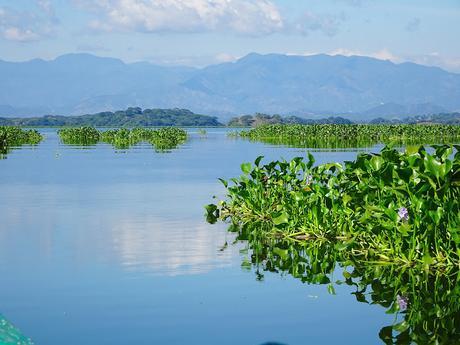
147;127;187;151
58;126;101;145
206;145;460;268
58;127;187;150
0;126;43;158
232;124;460;148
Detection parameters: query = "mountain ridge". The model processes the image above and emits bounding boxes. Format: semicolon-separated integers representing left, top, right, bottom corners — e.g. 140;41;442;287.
1;53;460;120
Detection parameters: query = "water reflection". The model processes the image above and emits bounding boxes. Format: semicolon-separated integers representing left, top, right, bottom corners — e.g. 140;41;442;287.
111;216;235;276
0;144;37;159
229;222;460;344
0;129;418;344
237;137;459;150
0;183;235;277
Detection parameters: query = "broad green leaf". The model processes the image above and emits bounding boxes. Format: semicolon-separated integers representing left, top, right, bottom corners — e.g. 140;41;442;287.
272;212;289;225
370;155;384;170
424;155;442;180
241;162;252;174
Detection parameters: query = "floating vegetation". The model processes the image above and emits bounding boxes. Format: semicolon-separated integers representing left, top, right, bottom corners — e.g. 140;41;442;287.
58;127;187;151
58;126;101;145
0;126;43;158
206;145;460;268
101;127;187;151
228;223;460;344
231;124;460;148
100;128;145;149
148;127;187;151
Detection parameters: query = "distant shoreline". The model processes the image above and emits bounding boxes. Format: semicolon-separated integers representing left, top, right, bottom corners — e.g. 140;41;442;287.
1;107;459;127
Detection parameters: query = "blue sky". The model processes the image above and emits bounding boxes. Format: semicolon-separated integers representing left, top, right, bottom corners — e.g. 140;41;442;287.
0;0;459;72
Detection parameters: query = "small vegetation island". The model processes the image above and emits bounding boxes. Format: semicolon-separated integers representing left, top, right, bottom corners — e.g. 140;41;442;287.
230;123;460;148
227;113;353;127
0;107;223;127
228;112;460;127
206;138;460;342
207;144;460;269
0;126;43;158
58;127;188;151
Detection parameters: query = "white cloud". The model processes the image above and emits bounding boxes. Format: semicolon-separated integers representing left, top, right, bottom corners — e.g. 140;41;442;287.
73;0;284;36
3;27;40;42
409;52;460;73
0;1;57;42
137;52;239;67
330;48;401;62
215;52;238;63
297;48;460;73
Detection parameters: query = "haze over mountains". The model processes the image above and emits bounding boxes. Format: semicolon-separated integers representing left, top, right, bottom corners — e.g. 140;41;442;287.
1;53;460;121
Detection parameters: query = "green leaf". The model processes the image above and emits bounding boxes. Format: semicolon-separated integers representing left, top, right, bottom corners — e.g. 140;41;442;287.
307;152;315;169
218;178;228;188
204;204;217;214
241;259;252;271
424;155;442;180
393;321;409;333
353;292;368;303
241;162;252;174
379;326;393;345
272;212;289;225
273;247;289;260
405;145;420;155
370;155;384;170
327;284;336;295
292;191;303;202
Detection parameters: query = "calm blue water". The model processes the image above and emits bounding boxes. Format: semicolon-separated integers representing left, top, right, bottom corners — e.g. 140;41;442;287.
0;129;392;345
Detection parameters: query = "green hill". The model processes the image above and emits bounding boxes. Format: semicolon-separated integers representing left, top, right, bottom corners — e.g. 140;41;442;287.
0;107;223;127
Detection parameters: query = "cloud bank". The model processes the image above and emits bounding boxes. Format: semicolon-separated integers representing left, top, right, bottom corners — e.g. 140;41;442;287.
74;0;284;36
0;1;57;42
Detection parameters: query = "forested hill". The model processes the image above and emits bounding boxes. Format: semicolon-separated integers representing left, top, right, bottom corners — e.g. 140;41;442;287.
228;112;460;127
0;107;223;127
228;113;352;127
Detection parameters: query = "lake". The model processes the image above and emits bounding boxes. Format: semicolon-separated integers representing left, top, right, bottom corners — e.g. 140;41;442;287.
0;128;433;344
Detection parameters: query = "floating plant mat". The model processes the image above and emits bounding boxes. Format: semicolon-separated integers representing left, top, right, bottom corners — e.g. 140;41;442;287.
222;222;460;344
206;145;460;268
230;124;460;149
0;126;43;159
57;127;187;151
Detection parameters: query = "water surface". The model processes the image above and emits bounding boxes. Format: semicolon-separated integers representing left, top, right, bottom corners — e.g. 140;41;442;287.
1;129;394;344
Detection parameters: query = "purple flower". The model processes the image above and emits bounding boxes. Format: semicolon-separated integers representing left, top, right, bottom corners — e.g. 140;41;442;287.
397;295;409;311
398;207;409;222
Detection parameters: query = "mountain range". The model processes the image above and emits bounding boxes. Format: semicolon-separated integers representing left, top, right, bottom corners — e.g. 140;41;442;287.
1;53;460;121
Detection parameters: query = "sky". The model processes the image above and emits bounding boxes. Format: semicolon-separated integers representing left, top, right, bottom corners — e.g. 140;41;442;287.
0;0;459;72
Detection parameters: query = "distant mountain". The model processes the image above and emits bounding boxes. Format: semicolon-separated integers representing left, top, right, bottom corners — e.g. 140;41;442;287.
1;53;460;120
0;107;222;127
0;53;196;116
357;102;448;120
370;112;460;125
